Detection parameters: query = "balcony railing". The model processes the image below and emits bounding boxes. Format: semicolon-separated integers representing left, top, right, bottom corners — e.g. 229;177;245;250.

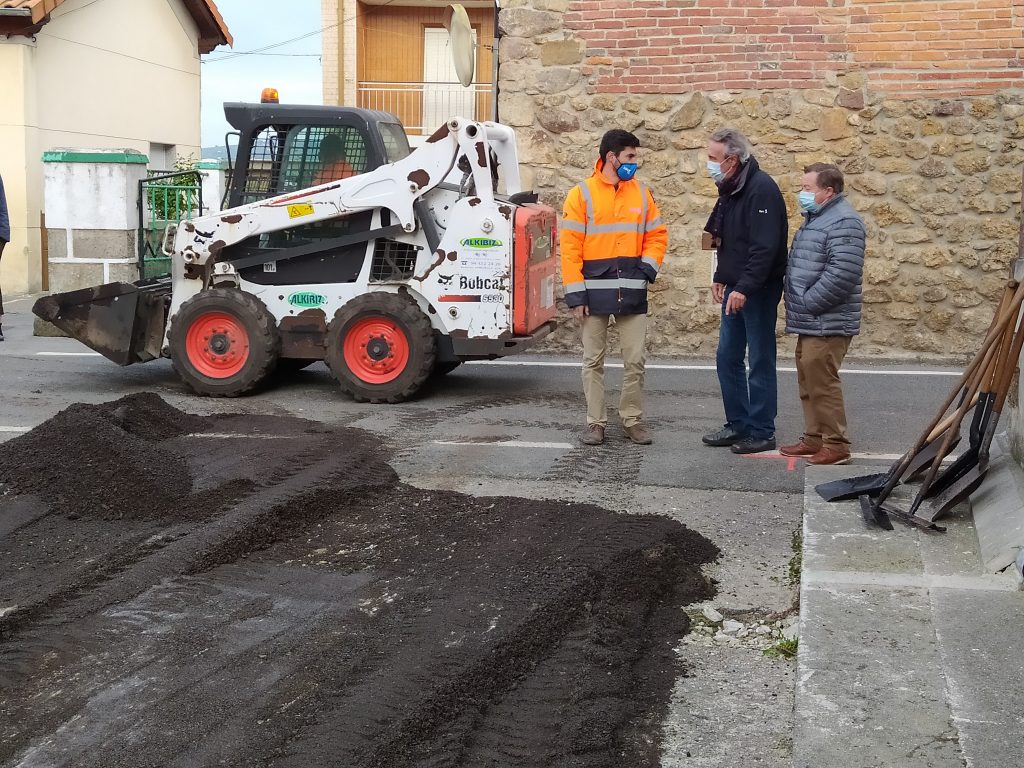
357;81;494;135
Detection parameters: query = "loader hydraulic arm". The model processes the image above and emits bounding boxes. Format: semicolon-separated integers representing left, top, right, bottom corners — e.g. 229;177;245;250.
174;118;522;269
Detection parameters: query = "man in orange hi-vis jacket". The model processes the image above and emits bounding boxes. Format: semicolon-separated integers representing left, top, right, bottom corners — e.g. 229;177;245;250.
561;129;669;446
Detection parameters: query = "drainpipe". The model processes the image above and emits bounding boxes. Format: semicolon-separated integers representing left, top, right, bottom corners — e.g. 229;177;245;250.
492;0;500;123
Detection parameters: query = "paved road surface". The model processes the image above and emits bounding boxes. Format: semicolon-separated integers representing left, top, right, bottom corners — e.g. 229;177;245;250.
0;296;964;766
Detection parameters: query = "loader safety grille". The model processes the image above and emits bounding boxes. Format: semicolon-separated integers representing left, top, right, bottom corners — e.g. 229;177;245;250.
370;240;420;282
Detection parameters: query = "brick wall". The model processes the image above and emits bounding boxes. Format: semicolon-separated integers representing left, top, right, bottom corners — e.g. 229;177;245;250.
564;0;1024;95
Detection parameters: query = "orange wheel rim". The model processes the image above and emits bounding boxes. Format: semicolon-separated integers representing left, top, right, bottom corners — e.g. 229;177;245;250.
343;317;410;384
185;311;250;379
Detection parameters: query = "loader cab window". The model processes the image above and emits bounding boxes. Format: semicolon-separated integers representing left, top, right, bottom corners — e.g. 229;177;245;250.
379;122;411;162
280;126;370;192
239;126;281;206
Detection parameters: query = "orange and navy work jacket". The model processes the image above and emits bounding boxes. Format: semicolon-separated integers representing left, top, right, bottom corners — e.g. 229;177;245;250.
560;162;669;315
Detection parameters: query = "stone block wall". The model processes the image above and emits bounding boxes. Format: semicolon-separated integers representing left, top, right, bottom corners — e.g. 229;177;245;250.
498;0;1024;360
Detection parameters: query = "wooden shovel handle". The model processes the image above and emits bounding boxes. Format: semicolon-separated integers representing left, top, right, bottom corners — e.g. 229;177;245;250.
913;280;1024;497
925;391;979;442
992;309;1024;415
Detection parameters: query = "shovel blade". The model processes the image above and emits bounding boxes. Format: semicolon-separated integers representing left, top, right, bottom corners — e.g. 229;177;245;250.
921;447;980;500
902;432;961;483
859;494;894;530
816;472;889;502
918;467;987;522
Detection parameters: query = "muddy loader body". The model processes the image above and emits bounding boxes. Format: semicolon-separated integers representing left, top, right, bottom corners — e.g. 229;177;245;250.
35;105;559;402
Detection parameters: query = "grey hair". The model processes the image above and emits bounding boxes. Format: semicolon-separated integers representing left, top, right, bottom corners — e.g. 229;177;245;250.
710;127;753;162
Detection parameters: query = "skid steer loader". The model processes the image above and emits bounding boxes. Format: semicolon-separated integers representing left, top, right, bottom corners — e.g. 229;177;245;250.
34;103;559;403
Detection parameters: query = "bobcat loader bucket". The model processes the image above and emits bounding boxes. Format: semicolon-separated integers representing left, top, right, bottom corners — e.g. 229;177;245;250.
32;281;169;366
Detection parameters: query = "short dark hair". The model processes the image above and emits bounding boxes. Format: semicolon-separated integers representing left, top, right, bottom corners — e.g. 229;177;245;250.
804;163;844;194
320;133;346;163
599;129;641;161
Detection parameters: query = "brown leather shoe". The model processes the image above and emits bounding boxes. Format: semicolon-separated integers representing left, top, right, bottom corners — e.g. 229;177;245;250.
624;423;653;445
780;439;821;457
580;424;605;445
807;446;851;466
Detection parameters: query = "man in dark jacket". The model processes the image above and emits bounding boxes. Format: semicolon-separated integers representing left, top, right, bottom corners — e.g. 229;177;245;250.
780;163;866;465
0;172;9;342
702;128;788;454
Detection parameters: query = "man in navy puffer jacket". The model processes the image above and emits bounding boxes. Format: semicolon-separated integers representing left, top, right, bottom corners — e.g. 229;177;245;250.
781;163;866;466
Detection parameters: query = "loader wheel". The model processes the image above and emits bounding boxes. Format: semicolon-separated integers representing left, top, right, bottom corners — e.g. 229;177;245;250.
169;288;280;397
325;293;436;403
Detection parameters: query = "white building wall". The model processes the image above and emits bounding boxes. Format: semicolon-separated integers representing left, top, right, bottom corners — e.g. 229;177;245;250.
0;0;206;295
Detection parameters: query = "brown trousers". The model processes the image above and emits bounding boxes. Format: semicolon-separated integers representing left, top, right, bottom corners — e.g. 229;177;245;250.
795;335;852;448
581;313;647;428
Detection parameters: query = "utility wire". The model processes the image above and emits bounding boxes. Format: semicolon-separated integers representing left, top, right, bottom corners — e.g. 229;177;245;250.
203;0;399;63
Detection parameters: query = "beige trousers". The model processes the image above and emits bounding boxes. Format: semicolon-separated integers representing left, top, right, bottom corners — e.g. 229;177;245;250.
795;335;853;448
581;313;648;428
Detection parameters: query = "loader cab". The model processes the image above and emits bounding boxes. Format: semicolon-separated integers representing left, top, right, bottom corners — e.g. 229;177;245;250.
220;104;411;286
222;103;410;209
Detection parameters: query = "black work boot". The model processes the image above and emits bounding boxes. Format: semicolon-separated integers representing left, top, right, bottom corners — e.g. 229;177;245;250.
731;436;777;455
702;426;747;447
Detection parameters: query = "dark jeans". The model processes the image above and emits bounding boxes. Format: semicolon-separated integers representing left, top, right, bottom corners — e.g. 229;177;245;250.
716;282;783;439
0;239;5;316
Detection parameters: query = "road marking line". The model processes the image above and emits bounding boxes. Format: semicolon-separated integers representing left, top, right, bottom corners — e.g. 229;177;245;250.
433;440;574;449
0;426;31;433
186;433;298;439
468;360;960;376
24;353;962;376
35;351;102;357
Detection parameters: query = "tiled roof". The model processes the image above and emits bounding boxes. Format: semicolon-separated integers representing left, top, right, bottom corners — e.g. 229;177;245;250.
0;0;232;53
0;0;58;23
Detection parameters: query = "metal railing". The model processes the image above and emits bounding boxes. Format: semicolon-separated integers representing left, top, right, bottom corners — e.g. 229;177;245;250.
138;171;203;279
357;81;494;135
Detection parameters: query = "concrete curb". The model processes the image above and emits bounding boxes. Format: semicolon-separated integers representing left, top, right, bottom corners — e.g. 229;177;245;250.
970;434;1024;579
793;465;1024;768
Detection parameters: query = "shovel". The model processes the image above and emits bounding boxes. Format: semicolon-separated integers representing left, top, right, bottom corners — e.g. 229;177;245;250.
814;330;997;502
857;348;995;531
917;314;1024;522
900;393;978;481
862;281;1024;529
921;287;1018;500
897;280;1015;481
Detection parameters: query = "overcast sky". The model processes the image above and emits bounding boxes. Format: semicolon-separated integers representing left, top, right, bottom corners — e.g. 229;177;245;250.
200;0;324;148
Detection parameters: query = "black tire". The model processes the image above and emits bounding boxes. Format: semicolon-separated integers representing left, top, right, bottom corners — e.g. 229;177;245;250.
168;288;281;397
325;292;436;403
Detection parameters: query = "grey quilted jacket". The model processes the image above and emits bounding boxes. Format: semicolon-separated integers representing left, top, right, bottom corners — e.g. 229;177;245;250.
784;195;866;337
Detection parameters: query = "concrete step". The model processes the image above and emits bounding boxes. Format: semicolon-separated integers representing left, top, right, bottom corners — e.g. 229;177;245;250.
793;464;1024;768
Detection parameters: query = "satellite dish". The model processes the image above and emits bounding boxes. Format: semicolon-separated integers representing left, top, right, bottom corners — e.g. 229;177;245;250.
444;4;475;88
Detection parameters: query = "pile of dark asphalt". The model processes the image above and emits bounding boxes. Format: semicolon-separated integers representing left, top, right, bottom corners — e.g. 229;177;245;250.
0;394;717;768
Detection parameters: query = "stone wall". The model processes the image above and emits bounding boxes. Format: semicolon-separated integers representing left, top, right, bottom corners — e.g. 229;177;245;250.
498;0;1024;360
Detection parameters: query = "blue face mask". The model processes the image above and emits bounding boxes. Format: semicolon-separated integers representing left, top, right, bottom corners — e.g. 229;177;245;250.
707;160;726;183
616;162;638;181
798;190;821;213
